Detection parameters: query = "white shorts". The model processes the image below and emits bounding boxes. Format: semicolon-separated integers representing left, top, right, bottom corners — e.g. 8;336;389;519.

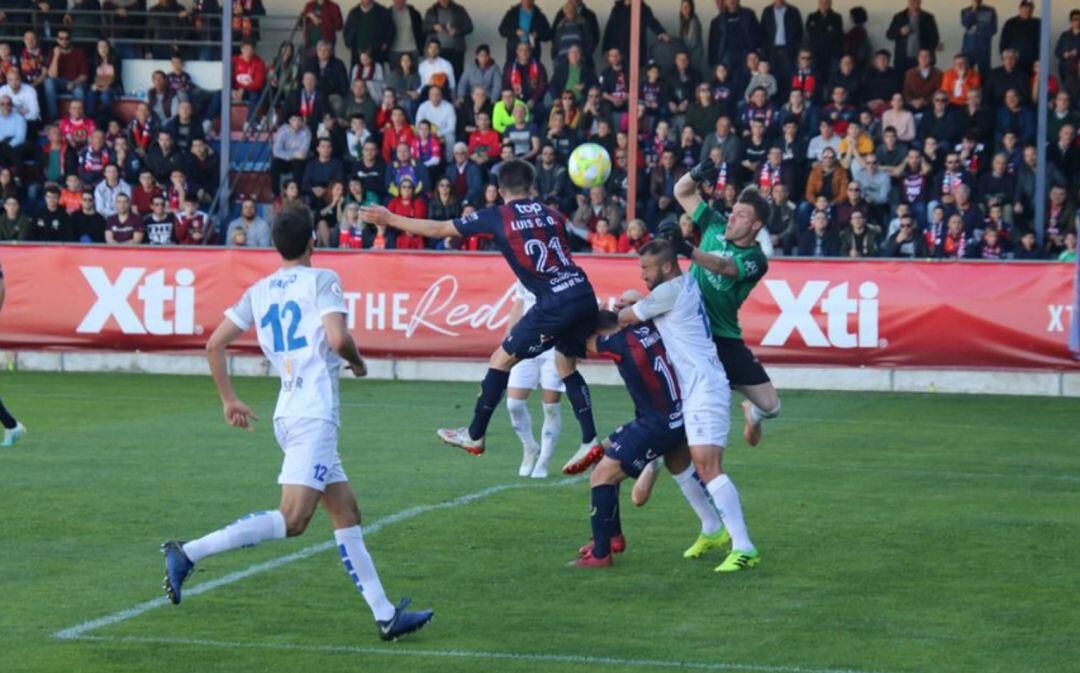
274;417;348;492
507;350;565;392
681;371;732;448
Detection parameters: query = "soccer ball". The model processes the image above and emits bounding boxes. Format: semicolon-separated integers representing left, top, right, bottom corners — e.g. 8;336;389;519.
568;143;612;189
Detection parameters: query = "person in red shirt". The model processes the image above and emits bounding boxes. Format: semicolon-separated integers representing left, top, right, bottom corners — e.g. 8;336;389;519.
386;178;427;249
44;28;89;121
131;169;164;216
231;40;266;121
380;106;415;163
467;111;501;168
59;99;95;152
174;195;213;244
300;0;344;56
616;218;652;254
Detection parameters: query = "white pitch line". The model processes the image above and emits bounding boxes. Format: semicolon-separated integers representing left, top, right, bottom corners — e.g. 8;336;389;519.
52;476;584;641
61;634;883;673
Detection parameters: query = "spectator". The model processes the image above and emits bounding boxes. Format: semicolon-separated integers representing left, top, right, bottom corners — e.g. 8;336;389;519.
302;137;344;200
457;45;502;104
458;84;494;138
602;0;668;67
44;29;89;122
1055;10;1080;81
415;84;457;149
940;53;981;107
387;179;426;248
0;70;39;131
1057;231;1077;262
919;92;959;145
93;164;131;218
700;115;740;164
428;176;462;221
302;0;344;55
961;88;996;147
422;0;473;76
804;0;843;81
231;41;267;121
410;119;442;171
85;40;120;128
887;0;941;73
804;146;848;209
573;184;623;235
148;0;188;58
935;213;970;258
961;0;998;77
902;48;942;114
73;191;106;243
1044;184;1076;255
467;111;500;166
1012;229;1041;259
503;42;548;116
797;209;840;256
534;143;571;212
1000;0;1039;74
996;88;1035;144
806;119;840;162
188;139;219;205
760;0;802;93
987;49;1028;107
444;142;483;204
143;195;176;245
270;113;312;196
616;217;651;253
0;94;26;165
969;225;1009;259
880;94;915;144
305;40;349;115
388;0;425;69
104;192;142;244
226;199;271;247
174;195;213;245
385;140;429;195
844;6;871;70
162;101;204;153
0;195;29;240
708;0;761;72
418;38;456;93
355;138;388;201
503;103;540;161
338;201;366;248
145;131;191;184
552;0;596;65
345;114;372;164
498;0;552;66
883;212;929;256
343;0;392;66
840;210;881;257
352;48;386;102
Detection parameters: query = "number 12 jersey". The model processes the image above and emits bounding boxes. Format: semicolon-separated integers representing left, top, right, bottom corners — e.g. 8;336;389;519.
225;266;349;426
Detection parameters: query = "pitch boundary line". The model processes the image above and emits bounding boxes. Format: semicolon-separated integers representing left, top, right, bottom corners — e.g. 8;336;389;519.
60;634;883;673
52;476;584;641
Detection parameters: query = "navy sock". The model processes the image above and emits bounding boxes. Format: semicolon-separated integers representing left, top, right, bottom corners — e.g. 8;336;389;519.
589;484;619;558
0;398;16;430
562;371;597;444
468;368;510;440
611;483;623;537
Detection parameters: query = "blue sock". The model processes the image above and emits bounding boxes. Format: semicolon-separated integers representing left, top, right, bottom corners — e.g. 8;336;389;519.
611;483;623;536
468;368;510;440
0;398;16;430
562;371;597;444
589;484;619;558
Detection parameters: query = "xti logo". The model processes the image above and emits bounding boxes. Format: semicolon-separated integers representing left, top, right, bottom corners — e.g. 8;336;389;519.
76;267;198;335
760;280;881;348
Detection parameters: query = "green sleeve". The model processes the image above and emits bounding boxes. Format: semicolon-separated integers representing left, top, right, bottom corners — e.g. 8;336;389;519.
691;202;725;237
734;248;768;282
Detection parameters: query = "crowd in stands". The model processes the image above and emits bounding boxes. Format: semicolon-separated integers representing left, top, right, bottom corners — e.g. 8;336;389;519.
0;0;1077;262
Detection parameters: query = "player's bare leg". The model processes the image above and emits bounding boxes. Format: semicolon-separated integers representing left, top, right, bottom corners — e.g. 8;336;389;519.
689;444;759;571
438;347;520;455
506;386;540;476
631;459;662;506
736;382;781;447
573;450;627;568
556;353;603;474
532;387;562;478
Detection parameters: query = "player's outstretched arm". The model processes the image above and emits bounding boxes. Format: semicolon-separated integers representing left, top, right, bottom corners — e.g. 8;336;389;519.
323;312;367;378
689;247;740;278
674;158;717;215
206;319;259;431
358;205;460;240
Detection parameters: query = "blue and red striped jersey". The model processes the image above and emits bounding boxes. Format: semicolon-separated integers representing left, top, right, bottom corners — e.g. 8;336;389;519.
453;198;593;305
596;321;683;425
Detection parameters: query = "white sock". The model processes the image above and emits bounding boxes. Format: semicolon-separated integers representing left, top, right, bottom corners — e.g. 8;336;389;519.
506;398;538;452
750;400;782;423
182;510;286;564
706;474;754;552
673;467;723;535
335;526;396;622
539;402;562;462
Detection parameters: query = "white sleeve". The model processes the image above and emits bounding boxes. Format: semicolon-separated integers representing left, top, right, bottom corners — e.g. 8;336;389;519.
224;287;255;331
315;270;348;318
632;277;682;322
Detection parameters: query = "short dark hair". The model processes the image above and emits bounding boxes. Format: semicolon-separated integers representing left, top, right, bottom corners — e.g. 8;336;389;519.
639;239;676;265
496;159;536;195
595;309;620;332
737;186;770;225
272;205;313;260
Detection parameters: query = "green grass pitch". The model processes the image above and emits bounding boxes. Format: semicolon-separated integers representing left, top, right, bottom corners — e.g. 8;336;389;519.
1;371;1078;673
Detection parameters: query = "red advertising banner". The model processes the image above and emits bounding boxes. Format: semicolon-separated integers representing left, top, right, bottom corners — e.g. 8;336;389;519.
0;245;1075;369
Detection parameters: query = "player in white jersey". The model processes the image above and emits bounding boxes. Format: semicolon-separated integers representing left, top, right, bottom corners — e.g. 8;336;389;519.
616;239;759;572
505;281;564;478
161;207;433;641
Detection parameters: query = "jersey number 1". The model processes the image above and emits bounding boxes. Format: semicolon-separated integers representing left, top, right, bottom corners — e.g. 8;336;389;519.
260;301;308;352
653;356;678;400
